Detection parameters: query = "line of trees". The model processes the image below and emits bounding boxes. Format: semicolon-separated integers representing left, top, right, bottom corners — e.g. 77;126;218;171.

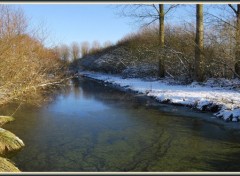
118;4;240;82
55;40;113;63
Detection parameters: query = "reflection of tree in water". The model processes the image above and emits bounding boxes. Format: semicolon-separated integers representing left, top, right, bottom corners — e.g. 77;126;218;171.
78;78;143;109
54;78;86;99
55;78;82;99
71;78;82;98
59;81;72;98
64;78;174;171
39;77;240;171
76;78;95;100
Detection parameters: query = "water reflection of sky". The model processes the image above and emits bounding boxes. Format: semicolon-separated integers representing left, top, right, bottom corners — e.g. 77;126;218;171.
49;89;109;116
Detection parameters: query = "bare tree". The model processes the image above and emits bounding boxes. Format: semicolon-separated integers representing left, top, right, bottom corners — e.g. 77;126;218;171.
90;40;101;54
80;41;90;57
204;4;240;78
194;4;204;82
70;42;80;61
118;4;178;78
59;44;70;62
158;4;165;77
228;4;240;77
0;5;27;38
103;40;113;48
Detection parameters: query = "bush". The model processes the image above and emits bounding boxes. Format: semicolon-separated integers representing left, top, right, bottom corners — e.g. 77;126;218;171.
78;21;237;83
0;5;66;106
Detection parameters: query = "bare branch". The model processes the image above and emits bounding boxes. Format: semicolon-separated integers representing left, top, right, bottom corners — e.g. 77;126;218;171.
205;11;237;29
228;4;238;15
165;4;179;15
152;4;159;14
140;18;158;29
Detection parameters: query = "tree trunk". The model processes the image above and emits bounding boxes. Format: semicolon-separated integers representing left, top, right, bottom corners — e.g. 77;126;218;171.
235;4;240;77
194;4;204;82
158;4;165;78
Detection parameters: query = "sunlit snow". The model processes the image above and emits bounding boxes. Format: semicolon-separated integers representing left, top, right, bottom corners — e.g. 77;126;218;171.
80;71;240;122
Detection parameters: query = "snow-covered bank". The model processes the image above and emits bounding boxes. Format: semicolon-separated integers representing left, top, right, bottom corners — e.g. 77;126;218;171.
80;71;240;123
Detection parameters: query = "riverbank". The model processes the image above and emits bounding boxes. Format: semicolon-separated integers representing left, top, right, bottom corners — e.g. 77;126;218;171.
0;116;24;172
80;71;240;124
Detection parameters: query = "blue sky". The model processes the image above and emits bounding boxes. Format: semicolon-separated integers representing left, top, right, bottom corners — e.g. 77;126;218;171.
11;4;228;48
17;4;135;47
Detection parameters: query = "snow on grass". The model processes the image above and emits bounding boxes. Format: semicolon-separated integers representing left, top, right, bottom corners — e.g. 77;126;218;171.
80;71;240;123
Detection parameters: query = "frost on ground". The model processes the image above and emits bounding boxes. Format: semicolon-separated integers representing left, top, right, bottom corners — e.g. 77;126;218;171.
80;71;240;123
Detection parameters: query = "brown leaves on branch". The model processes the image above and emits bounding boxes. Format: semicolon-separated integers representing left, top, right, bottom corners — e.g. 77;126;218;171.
0;5;67;106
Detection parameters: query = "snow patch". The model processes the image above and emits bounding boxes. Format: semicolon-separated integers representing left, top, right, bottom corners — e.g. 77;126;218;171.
80;71;240;123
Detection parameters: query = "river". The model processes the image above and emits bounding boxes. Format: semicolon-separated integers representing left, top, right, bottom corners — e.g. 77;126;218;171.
2;77;240;172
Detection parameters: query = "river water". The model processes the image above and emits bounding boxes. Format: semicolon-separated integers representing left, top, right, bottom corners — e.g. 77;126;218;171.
2;77;240;172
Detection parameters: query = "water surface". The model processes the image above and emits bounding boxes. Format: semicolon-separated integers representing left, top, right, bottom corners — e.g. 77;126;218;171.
2;77;240;172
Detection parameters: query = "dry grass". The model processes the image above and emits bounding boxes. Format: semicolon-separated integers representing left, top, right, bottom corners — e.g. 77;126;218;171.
0;157;20;172
0;116;14;127
0;116;23;172
0;128;24;155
